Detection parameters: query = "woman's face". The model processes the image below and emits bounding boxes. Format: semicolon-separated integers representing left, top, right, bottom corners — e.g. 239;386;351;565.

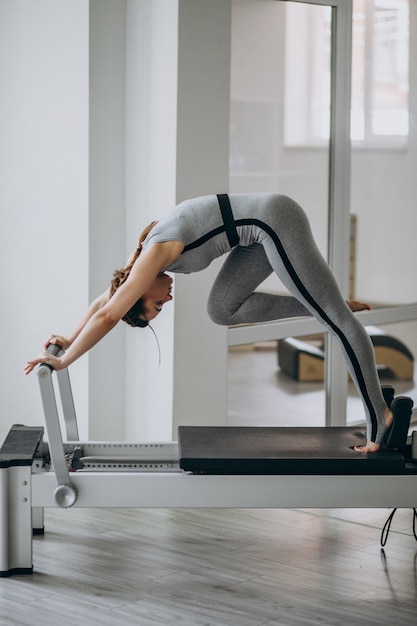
141;273;173;322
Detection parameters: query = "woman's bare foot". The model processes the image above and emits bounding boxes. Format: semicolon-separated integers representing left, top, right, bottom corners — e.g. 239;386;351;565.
354;407;393;453
347;300;371;312
354;440;381;453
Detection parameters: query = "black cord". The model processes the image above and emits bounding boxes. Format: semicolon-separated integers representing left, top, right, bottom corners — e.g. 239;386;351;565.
381;508;397;547
381;508;417;546
148;324;161;367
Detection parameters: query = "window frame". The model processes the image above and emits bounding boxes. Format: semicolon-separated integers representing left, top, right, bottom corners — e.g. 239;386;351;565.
283;0;410;149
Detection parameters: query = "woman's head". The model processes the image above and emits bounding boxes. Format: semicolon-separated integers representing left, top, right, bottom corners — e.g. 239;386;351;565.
139;273;173;322
109;221;173;327
118;274;172;328
121;298;149;328
115;273;173;327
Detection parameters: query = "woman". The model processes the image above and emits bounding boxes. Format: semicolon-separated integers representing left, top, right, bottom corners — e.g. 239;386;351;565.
25;192;394;453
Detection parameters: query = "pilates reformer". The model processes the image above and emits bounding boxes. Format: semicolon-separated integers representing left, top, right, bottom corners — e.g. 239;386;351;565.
0;346;416;577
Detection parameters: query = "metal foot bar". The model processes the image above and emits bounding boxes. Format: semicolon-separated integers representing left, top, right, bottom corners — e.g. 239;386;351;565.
56;367;79;441
38;360;78;507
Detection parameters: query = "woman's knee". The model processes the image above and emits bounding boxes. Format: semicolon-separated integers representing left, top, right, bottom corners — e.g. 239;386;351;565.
207;297;234;325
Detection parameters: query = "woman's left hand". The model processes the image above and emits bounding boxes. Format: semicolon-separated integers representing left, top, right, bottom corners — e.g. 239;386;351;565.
347;300;371;312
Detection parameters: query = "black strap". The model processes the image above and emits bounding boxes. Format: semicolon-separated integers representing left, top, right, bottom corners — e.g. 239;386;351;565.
217;194;240;248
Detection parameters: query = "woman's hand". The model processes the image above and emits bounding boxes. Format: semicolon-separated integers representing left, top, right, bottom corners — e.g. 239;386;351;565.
25;337;68;375
347;300;371;312
43;334;71;351
24;352;64;375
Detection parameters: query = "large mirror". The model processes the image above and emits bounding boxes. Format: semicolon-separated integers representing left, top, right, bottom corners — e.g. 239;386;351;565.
227;0;416;428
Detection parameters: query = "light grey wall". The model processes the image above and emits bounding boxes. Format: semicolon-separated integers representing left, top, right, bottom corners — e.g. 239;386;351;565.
123;0;179;440
0;0;90;442
89;0;127;439
172;0;231;437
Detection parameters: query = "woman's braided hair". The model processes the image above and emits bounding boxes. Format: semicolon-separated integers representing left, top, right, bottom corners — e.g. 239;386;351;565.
109;221;158;328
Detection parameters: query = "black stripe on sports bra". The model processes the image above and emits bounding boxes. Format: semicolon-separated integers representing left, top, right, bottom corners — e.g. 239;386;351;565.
182;194;241;253
217;194;240;248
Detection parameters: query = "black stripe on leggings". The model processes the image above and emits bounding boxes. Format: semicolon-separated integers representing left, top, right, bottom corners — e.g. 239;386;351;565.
234;218;378;435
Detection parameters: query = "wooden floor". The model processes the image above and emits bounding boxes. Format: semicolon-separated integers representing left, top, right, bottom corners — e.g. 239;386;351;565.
2;507;417;625
2;331;417;625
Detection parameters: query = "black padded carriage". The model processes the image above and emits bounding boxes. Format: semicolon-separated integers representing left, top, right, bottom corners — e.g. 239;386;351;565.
178;426;409;474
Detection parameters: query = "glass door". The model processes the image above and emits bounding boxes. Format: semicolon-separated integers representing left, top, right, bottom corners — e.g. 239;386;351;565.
228;0;417;427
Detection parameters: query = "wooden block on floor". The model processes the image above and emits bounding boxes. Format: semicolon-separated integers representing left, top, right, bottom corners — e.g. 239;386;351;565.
278;337;325;382
278;327;414;382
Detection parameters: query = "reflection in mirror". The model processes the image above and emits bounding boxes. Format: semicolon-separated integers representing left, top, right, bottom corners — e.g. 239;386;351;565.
227;0;416;428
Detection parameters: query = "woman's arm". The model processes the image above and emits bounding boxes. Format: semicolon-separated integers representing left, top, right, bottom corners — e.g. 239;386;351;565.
44;289;111;351
25;240;184;373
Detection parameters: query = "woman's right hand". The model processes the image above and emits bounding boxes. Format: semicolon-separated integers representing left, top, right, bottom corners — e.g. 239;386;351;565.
43;335;71;351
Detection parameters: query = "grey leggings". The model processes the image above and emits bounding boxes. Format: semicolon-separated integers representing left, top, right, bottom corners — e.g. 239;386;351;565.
207;196;387;444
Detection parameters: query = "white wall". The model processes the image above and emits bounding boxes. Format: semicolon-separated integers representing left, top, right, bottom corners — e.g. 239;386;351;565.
88;0;127;440
123;0;179;441
0;0;89;442
172;0;231;436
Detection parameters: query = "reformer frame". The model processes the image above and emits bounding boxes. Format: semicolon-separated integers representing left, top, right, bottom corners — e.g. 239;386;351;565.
1;349;416;577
